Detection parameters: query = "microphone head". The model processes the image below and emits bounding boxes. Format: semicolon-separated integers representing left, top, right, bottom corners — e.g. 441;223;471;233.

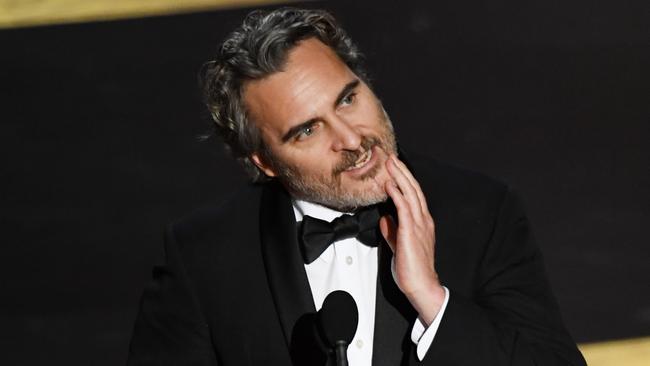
317;290;359;347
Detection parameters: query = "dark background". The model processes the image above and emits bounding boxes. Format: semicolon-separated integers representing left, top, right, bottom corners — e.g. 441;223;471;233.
1;0;648;364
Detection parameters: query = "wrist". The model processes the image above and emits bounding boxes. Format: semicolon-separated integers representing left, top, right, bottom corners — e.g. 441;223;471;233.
408;281;446;326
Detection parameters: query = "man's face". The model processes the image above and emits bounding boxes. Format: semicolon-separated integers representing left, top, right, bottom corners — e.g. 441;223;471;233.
245;38;397;211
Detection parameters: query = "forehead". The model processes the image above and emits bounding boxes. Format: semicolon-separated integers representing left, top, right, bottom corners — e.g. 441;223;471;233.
243;38;357;138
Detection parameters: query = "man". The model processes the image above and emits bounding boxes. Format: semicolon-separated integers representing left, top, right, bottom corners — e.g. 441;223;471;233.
128;7;585;366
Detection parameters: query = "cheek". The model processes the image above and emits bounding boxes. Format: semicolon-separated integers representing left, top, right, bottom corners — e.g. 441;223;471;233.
285;148;333;172
291;137;339;163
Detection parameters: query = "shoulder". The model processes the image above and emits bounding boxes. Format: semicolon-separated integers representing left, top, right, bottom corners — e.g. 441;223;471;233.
402;151;522;239
405;151;509;206
169;184;264;249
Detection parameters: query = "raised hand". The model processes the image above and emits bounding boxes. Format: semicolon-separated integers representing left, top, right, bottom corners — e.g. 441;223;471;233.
379;154;446;325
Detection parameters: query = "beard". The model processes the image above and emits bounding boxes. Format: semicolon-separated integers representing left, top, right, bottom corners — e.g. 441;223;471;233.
265;111;398;212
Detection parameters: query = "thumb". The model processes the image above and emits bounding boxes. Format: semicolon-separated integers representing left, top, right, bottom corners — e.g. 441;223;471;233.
379;214;397;253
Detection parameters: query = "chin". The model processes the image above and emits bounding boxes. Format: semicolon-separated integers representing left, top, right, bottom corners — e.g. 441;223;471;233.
340;175;389;208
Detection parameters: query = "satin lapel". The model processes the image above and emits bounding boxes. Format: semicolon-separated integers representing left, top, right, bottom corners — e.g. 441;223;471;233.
259;183;320;358
372;239;417;365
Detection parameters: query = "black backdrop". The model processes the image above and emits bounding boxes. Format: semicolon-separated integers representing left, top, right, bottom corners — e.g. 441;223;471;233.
1;1;648;365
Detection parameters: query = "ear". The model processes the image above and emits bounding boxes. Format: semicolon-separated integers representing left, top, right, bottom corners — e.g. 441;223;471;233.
250;152;277;178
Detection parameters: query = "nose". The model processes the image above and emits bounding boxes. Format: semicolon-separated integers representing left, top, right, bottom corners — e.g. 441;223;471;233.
330;116;362;152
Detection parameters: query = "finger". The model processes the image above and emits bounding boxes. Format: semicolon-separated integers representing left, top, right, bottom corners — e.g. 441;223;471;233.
391;155;430;215
384;178;414;231
379;215;397;253
391;155;428;212
387;156;423;219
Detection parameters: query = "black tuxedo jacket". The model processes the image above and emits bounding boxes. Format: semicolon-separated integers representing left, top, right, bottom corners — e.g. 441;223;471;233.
128;154;586;366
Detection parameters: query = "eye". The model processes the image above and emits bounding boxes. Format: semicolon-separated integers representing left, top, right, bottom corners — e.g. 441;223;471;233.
340;92;356;106
296;122;319;141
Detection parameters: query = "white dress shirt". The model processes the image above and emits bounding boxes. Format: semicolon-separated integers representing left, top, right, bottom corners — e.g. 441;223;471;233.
292;199;450;365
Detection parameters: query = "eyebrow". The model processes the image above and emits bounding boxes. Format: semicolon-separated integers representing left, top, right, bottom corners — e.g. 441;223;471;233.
334;79;360;108
280;79;361;143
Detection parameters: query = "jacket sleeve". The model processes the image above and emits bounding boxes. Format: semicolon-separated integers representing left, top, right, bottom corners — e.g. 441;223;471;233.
417;188;586;365
127;225;218;366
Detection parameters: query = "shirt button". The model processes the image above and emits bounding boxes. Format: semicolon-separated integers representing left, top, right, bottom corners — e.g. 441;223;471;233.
356;339;364;348
345;256;353;265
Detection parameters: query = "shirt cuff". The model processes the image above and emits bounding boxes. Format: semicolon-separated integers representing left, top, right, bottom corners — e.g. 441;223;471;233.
410;286;450;361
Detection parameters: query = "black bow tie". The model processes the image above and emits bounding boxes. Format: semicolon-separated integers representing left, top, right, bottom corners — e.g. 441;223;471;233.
299;206;382;264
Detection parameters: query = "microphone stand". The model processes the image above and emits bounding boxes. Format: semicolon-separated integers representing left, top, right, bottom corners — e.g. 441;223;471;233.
333;340;349;366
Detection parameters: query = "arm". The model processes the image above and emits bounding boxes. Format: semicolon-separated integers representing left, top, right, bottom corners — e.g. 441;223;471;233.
382;155;585;365
127;225;218;366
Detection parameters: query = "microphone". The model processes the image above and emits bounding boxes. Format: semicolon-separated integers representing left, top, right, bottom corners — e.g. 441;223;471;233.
317;290;359;366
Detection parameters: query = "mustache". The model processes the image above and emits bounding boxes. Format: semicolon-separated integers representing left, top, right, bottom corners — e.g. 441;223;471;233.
332;137;380;175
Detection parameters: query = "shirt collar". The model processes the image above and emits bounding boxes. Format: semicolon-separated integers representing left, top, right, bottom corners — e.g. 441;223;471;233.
291;198;350;223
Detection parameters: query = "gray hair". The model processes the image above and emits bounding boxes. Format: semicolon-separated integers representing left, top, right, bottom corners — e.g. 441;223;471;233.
200;7;368;182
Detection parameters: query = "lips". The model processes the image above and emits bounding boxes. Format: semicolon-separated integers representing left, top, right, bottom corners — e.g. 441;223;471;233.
345;148;373;171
